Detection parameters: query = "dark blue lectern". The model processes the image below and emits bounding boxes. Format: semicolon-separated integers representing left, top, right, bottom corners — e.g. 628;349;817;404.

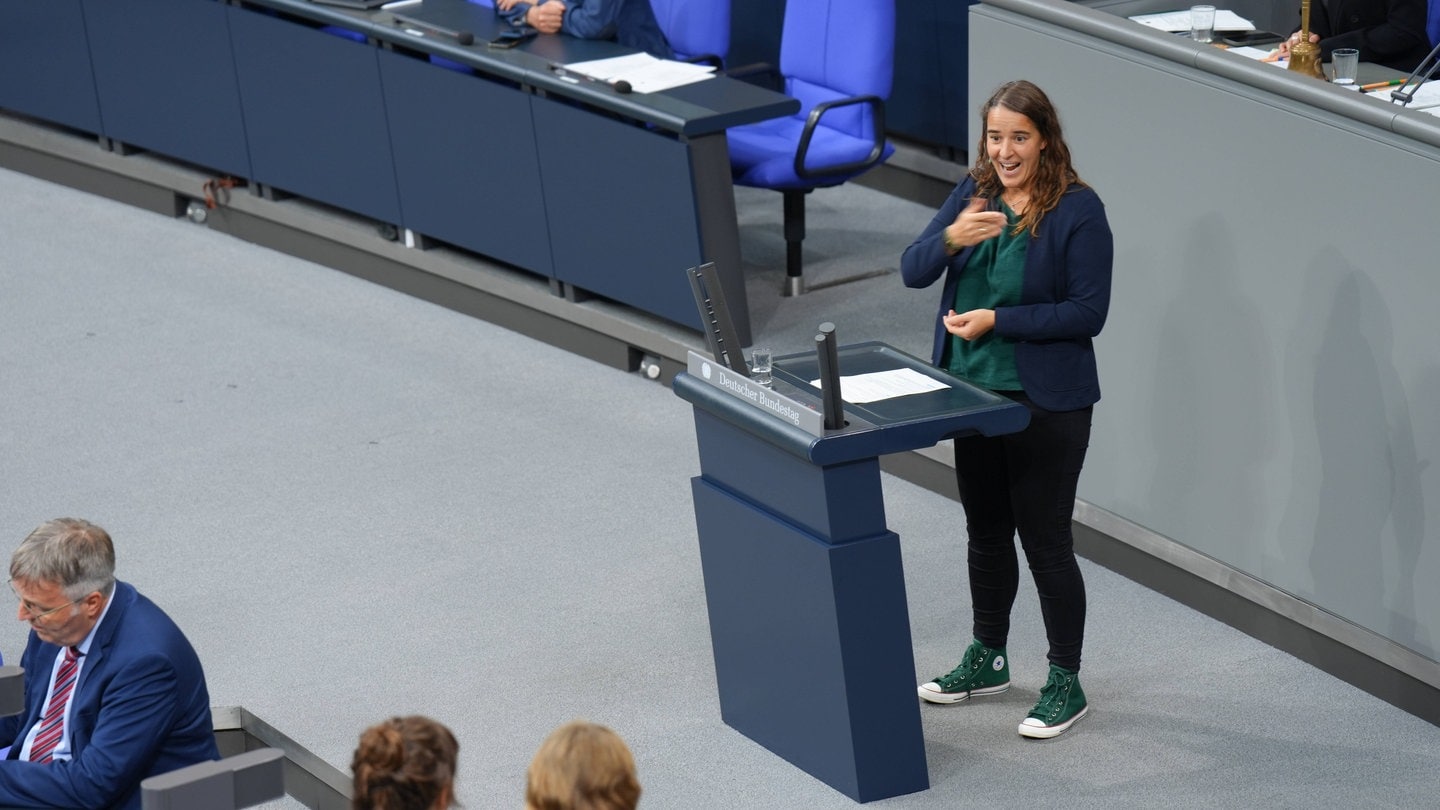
673;342;1029;802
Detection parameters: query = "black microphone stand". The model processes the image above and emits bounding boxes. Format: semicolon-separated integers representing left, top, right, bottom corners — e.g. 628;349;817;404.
1389;38;1440;105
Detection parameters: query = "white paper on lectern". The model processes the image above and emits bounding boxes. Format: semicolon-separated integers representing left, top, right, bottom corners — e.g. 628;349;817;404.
562;53;716;93
1129;10;1255;32
807;368;950;404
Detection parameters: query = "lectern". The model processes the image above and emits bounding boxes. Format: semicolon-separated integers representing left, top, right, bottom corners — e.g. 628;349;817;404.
673;342;1029;802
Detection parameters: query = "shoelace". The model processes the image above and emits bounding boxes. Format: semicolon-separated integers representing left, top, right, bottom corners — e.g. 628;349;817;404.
938;646;986;686
1031;669;1069;717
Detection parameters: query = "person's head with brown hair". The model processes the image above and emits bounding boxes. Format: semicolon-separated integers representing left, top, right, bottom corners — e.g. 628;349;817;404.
524;720;640;810
969;79;1085;236
352;715;459;810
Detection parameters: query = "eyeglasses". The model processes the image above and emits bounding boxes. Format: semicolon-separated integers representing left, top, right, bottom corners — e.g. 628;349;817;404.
8;581;80;621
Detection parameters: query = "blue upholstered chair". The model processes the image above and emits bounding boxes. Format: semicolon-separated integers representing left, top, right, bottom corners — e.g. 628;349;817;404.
651;0;730;67
1427;0;1440;48
726;0;895;296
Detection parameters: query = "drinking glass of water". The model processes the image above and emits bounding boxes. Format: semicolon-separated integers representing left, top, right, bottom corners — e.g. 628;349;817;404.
1189;5;1215;44
750;347;773;387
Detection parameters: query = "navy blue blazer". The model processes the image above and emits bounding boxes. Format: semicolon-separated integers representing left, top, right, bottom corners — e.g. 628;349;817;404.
0;581;219;809
901;177;1113;412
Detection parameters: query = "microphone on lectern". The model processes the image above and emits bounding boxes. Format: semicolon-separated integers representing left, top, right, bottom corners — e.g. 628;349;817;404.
816;322;845;431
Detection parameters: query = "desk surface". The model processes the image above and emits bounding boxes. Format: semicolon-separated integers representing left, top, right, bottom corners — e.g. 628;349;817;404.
1006;0;1440;149
253;0;798;136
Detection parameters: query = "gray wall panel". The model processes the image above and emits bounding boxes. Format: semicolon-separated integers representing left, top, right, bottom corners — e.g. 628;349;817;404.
970;1;1440;664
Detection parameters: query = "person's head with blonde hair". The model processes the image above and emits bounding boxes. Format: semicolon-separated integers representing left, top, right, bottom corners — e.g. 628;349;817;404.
524;720;640;810
351;715;459;810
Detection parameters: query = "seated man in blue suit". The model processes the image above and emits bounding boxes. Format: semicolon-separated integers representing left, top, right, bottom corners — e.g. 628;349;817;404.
497;0;673;58
0;518;218;809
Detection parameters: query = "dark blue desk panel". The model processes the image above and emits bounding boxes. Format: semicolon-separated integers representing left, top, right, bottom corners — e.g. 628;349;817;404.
532;98;706;328
221;0;792;339
361;0;794;337
227;4;401;224
82;0;251;178
0;1;101;134
377;49;554;275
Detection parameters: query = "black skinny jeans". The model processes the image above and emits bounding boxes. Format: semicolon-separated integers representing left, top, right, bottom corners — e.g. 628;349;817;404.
952;392;1091;672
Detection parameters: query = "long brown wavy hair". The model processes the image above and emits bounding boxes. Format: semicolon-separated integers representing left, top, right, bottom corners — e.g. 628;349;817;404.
969;80;1086;237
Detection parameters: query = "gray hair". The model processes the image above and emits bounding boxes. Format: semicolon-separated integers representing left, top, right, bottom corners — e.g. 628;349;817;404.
11;518;117;602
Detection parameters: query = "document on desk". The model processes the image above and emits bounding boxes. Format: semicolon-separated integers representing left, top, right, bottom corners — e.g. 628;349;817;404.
561;53;717;93
807;368;950;404
1372;81;1440;110
1227;45;1289;67
1129;10;1255;32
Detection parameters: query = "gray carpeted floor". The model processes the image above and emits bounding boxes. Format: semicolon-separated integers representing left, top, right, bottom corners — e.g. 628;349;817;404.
2;165;1437;808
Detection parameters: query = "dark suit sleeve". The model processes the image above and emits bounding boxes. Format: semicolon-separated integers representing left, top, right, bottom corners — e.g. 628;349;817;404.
993;188;1113;341
0;652;184;808
1311;0;1430;65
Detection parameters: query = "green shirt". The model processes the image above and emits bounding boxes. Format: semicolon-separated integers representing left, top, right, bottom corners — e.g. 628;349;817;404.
944;202;1026;390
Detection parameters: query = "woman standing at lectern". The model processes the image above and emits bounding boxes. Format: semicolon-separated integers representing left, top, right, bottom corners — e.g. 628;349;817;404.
900;80;1113;739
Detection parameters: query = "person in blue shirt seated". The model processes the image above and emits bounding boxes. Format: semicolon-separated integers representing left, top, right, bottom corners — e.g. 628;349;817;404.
495;0;673;58
0;518;218;810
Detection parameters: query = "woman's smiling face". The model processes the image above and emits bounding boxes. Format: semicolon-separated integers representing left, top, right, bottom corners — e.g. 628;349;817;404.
985;105;1047;195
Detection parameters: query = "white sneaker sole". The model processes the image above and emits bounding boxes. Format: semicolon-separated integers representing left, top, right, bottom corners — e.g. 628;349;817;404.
1018;705;1088;738
917;681;1010;704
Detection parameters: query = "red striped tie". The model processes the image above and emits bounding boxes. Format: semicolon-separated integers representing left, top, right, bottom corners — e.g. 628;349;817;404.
30;647;81;764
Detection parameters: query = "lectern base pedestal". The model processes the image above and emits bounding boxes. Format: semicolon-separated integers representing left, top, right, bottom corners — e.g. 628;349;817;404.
692;475;929;802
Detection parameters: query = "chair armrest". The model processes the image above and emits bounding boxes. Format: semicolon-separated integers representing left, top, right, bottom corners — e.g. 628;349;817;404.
722;61;781;90
682;53;725;69
794;94;888;181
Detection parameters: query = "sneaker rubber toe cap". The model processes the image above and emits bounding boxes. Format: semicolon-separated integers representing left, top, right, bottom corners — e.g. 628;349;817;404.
917;682;964;704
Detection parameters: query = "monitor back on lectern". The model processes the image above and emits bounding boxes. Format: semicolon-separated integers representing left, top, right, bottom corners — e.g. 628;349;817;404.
686;262;749;375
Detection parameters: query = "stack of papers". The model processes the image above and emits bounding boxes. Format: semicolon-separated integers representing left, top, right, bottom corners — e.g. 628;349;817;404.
1373;81;1440;112
561;53;716;94
1129;9;1256;32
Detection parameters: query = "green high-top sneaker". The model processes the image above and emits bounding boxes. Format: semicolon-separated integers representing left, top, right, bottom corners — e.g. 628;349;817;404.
1019;663;1088;738
917;639;1010;704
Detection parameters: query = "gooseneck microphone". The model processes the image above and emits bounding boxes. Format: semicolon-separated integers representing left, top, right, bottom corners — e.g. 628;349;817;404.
455;30;474;45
